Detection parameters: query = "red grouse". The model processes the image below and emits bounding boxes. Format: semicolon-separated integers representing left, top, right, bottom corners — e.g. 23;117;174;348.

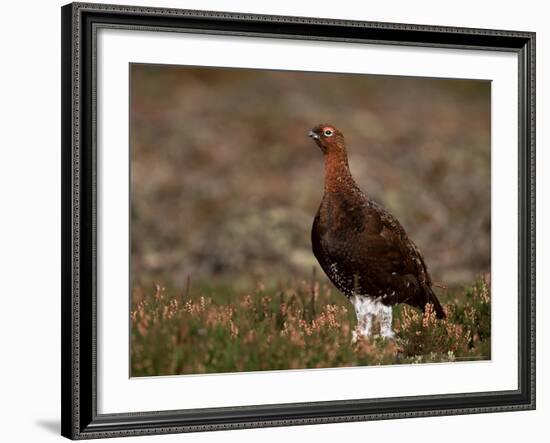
309;124;445;341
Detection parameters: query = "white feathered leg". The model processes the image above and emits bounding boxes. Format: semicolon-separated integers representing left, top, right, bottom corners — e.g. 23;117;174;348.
350;295;374;343
350;295;395;342
379;303;395;339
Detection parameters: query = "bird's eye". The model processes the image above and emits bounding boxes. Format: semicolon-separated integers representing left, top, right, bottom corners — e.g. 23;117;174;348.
324;129;333;137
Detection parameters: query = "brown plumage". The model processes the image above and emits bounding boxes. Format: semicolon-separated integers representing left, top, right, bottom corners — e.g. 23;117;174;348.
308;124;445;339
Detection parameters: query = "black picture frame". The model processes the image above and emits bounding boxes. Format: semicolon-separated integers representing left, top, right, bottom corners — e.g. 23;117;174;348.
61;2;536;439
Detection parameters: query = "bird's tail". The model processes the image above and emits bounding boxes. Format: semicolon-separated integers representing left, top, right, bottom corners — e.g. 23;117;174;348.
424;284;446;319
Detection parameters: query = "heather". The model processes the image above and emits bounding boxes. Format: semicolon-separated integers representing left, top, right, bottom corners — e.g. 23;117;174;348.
131;274;490;376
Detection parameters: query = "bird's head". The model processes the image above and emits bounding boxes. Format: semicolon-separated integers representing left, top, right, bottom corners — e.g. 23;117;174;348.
308;124;345;155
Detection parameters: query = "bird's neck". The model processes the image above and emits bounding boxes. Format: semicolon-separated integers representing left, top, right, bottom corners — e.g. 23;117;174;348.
323;150;359;194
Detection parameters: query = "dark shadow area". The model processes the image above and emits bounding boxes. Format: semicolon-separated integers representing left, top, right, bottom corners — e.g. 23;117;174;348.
35;419;60;435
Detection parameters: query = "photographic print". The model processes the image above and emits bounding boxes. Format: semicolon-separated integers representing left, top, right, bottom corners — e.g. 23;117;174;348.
130;64;491;377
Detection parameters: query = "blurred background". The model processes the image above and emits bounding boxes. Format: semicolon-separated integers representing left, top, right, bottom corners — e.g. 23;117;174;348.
131;64;490;292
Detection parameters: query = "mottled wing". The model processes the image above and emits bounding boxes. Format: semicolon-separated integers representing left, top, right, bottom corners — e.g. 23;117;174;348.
369;201;432;285
362;201;444;316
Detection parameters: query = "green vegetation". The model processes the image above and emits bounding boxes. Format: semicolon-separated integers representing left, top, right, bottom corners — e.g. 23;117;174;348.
131;274;490;376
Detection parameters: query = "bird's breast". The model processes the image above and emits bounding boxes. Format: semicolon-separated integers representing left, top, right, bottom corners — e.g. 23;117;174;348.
318;196;367;236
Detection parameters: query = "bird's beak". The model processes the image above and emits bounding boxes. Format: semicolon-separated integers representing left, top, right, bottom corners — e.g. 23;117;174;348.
308;130;319;140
